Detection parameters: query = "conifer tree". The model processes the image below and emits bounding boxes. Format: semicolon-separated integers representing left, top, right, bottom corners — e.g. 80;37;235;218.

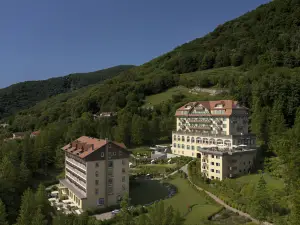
31;207;45;225
15;188;35;225
0;199;8;225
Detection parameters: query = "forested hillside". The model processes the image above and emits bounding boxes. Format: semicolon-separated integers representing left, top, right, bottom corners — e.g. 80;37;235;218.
0;65;134;119
2;0;300;224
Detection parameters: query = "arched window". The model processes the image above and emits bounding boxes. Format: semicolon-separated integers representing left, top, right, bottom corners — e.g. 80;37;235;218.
196;137;202;144
217;139;223;145
181;136;185;141
182;144;185;149
173;135;176;141
191;137;195;143
203;138;208;144
187;136;190;142
187;145;190;150
173;143;176;147
209;138;214;144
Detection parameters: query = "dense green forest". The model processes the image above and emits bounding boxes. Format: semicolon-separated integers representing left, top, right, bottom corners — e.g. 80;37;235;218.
0;65;134;119
2;0;300;224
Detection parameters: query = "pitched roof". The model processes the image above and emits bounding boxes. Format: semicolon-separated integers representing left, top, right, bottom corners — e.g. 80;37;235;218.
175;100;247;117
31;130;41;136
62;136;127;159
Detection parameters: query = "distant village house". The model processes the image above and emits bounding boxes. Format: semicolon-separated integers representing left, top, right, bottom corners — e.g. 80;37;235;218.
93;112;117;120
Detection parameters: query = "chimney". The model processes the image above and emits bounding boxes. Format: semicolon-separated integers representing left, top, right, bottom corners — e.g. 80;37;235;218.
91;144;94;150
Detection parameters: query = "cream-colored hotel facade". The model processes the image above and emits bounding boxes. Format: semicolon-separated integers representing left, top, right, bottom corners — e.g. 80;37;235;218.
172;100;257;180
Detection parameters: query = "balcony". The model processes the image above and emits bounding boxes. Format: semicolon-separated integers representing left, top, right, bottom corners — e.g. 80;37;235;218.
189;120;212;124
66;174;86;191
189;126;212;131
66;157;86;171
66;165;86;181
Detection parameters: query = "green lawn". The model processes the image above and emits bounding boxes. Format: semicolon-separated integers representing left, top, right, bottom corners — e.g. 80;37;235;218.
163;176;221;225
143;86;194;106
235;173;285;190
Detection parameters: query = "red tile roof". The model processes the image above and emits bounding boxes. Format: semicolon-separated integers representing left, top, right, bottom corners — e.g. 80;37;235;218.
175;100;247;117
61;136;127;159
31;130;41;136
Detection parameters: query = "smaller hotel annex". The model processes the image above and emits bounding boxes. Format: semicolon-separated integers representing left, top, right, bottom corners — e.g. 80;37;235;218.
58;136;130;210
172;100;257;180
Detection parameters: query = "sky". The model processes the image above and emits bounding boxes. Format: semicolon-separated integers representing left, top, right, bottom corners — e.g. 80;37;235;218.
0;0;270;88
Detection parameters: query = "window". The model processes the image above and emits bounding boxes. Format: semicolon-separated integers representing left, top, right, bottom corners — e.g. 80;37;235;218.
211;169;214;172
98;198;104;206
95;180;99;185
122;159;126;165
122;176;125;182
108;144;112;148
173;135;176;141
122;168;125;173
187;145;190;150
113;152;116;156
173;143;176;147
191;146;194;150
211;176;215;179
108;169;113;176
216;177;220;180
122;184;126;191
95;171;99;177
101;152;104;157
95;188;99;195
108;178;113;186
216;156;220;159
192;153;194;156
182;144;185;149
216;163;220;166
95;162;99;168
181;136;185;141
211;162;214;165
108;186;113;194
191;137;195;143
177;144;180;148
108;161;113;168
216;170;220;174
211;155;214;158
117;195;122;202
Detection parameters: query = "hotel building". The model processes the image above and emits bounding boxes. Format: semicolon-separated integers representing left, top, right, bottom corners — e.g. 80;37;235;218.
172;100;257;180
58;136;130;210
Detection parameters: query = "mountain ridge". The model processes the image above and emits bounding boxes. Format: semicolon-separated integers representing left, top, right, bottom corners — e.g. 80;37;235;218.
0;65;135;119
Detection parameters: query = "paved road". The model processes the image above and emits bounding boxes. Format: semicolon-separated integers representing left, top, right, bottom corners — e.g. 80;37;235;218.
180;162;273;225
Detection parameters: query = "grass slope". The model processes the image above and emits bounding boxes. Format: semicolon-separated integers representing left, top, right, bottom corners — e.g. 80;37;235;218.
164;177;221;225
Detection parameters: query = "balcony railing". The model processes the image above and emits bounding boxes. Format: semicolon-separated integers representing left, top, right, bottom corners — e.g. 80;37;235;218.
189;126;212;131
66;157;86;171
66;166;86;182
66;174;86;190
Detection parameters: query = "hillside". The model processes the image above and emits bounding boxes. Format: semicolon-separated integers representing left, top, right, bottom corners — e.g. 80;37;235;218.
0;65;134;119
2;0;300;223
